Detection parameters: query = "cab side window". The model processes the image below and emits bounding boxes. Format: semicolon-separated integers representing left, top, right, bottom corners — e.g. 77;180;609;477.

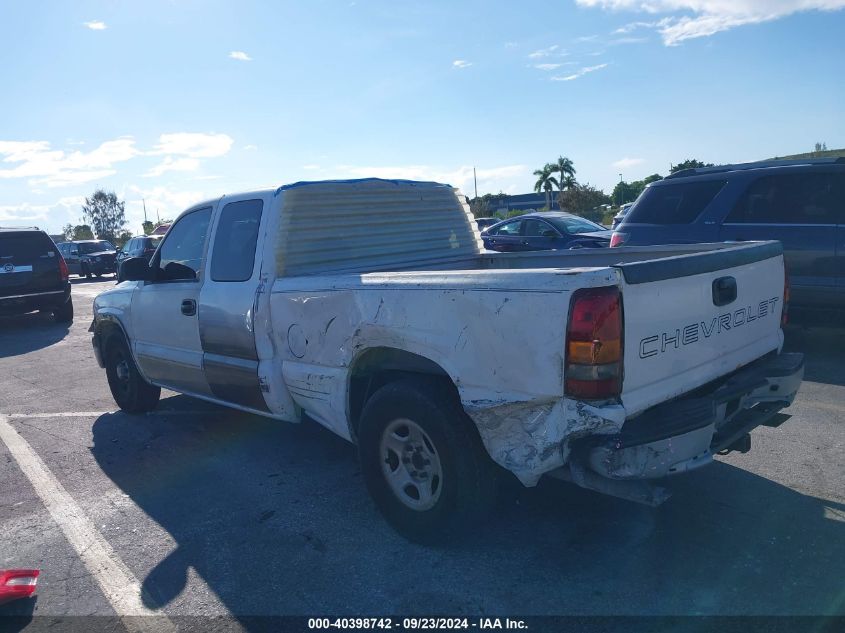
156;207;212;281
210;200;263;282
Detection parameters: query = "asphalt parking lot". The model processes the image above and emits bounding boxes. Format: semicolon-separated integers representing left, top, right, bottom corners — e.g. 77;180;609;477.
1;278;843;623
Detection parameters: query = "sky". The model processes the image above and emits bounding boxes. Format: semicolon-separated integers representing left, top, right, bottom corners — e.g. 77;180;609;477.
1;0;844;235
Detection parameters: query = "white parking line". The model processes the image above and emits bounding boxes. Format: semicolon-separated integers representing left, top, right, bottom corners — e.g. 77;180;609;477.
9;411;211;418
0;414;176;633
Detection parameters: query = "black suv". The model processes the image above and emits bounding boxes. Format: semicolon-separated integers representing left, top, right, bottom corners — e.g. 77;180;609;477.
116;236;161;281
0;227;73;322
56;240;117;278
612;157;845;309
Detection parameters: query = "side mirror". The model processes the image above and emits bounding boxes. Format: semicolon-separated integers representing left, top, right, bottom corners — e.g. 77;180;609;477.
121;257;154;282
542;230;558;238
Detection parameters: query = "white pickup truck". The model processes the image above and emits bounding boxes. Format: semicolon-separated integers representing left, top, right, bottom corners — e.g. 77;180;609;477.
91;179;803;542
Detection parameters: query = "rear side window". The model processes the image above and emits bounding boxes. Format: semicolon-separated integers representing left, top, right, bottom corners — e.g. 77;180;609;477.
725;172;843;224
0;232;57;263
626;180;727;224
211;199;263;282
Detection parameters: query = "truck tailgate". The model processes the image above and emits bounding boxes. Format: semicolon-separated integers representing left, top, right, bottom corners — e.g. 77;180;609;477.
617;242;785;416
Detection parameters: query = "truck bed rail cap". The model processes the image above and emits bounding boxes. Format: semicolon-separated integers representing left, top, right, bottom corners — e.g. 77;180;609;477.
615;241;783;285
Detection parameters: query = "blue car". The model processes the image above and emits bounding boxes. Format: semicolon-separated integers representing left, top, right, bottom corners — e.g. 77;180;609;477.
481;212;612;252
611;157;845;309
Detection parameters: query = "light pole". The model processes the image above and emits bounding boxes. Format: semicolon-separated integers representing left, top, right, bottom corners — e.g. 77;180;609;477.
618;173;623;206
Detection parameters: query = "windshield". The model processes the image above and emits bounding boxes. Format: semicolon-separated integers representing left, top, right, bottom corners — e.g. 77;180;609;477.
78;241;114;254
546;216;606;234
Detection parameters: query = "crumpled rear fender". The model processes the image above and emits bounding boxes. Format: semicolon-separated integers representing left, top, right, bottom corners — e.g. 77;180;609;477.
464;396;626;486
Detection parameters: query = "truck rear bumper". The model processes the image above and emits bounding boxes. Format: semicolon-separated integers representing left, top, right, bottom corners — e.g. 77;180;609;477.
585;352;804;480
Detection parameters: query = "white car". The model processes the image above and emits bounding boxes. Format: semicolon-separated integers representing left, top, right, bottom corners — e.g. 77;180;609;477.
91;178;803;542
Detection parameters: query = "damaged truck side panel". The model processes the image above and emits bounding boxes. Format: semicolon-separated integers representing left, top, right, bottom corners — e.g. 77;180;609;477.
91;178;803;540
270;268;626;485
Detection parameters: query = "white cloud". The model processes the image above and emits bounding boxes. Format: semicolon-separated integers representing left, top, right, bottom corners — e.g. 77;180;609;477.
302;164;321;170
150;133;233;158
0;137;140;187
612;157;645;169
579;1;845;45
0;196;85;228
243;144;258;150
144;157;201;177
550;63;609;81
452;59;472;68
229;51;252;61
528;45;561;58
334;164;528;196
83;20;107;30
533;63;564;71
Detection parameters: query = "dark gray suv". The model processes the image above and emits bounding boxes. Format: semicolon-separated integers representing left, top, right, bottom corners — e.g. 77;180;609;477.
611;158;845;308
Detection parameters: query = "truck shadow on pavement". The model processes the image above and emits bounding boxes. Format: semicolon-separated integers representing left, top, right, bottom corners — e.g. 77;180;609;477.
0;313;69;359
89;395;845;618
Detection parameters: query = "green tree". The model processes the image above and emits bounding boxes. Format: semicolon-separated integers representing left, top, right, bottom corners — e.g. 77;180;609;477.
670;159;714;174
71;224;94;241
557;183;611;222
533;164;558;210
62;223;74;241
628;173;663;199
612;180;639;206
551;156;577;195
469;193;508;218
81;190;126;242
142;220;154;235
115;230;134;248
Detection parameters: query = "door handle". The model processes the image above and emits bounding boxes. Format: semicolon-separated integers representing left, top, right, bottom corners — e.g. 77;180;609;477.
181;299;197;316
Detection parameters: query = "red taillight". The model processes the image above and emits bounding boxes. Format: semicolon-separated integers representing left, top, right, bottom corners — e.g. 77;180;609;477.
782;266;790;326
58;255;69;281
0;569;39;605
565;287;623;400
609;232;627;248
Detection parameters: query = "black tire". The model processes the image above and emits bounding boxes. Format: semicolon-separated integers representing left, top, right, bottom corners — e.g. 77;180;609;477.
53;296;73;323
81;264;91;279
358;378;497;544
105;335;160;413
95;273;103;278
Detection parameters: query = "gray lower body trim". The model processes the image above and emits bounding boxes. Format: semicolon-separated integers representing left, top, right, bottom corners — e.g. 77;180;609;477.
203;353;269;412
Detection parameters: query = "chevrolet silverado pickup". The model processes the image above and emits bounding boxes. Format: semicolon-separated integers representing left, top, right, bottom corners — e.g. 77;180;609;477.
90;178;803;542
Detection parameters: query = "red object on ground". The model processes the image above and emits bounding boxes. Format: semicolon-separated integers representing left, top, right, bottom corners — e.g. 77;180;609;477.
0;569;40;605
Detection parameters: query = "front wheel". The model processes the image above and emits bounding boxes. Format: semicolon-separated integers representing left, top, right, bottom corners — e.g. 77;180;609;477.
357;379;497;544
105;336;160;413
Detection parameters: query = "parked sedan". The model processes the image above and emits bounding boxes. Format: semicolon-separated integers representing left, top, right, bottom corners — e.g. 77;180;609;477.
56;240;117;278
481;212;612;252
116;236;161;282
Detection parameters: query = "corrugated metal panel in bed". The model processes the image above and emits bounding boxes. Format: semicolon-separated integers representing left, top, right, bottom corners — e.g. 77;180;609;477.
275;179;482;276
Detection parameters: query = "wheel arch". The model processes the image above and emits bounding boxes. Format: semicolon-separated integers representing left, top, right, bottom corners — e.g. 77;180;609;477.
347;346;457;440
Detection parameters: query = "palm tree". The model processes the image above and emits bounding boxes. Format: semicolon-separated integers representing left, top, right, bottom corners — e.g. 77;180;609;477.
552;156;577;194
533;164;559;210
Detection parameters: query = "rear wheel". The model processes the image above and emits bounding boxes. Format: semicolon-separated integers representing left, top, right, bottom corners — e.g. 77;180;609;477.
358;379;497;543
105;335;160;413
53;296;73;323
